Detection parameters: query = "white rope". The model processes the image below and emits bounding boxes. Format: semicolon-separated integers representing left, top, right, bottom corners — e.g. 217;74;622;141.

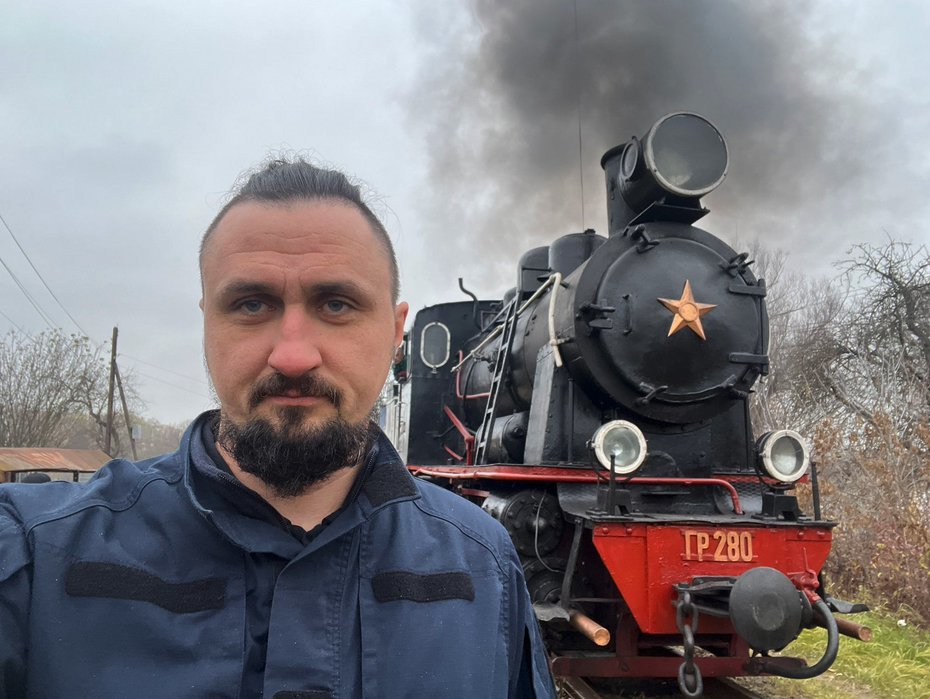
450;274;560;372
547;272;564;367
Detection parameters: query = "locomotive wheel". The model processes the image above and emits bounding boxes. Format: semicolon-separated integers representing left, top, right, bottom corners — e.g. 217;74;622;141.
483;489;565;556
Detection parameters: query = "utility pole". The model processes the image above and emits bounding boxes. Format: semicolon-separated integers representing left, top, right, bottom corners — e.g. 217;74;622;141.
114;364;137;460
104;326;117;456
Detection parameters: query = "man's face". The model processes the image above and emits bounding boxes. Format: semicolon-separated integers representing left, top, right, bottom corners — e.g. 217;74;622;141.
201;201;407;435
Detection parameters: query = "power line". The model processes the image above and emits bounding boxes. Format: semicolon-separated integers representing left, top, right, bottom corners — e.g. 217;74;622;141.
0;215;210;403
134;370;213;400
0;209;90;337
572;0;586;231
0;252;57;329
0;307;30;336
0;209;206;391
120;353;210;386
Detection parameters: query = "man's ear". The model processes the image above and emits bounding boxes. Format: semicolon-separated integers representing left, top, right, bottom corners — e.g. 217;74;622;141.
199;298;204;312
393;302;409;347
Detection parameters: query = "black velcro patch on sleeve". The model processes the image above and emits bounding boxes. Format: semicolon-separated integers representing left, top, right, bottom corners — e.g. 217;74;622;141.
65;561;225;614
362;462;418;507
272;692;332;699
372;571;475;603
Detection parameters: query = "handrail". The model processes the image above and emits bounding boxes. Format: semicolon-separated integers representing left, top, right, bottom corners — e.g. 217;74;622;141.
450;274;560;372
453;350;491;400
441;405;475;465
409;464;744;514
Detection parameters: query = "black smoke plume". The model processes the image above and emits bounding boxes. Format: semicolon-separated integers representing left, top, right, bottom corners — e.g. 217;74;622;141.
408;0;900;290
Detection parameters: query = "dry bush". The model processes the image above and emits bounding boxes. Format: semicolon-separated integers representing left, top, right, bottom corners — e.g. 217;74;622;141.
813;415;930;622
747;238;930;622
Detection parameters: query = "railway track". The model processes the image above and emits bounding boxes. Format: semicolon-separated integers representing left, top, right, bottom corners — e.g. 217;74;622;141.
556;677;602;699
556;675;769;699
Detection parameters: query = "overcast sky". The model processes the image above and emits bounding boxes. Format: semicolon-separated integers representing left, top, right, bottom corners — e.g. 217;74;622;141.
2;0;929;424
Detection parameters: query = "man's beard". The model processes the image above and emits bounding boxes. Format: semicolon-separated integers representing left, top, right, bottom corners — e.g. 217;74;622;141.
215;372;374;498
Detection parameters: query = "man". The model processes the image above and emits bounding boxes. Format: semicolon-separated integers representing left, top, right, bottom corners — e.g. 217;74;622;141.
392;344;408;383
16;473;51;484
0;159;555;698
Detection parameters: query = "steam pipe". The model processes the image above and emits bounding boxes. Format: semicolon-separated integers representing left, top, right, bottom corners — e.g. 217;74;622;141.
814;610;872;642
458;278;481;330
568;609;610;646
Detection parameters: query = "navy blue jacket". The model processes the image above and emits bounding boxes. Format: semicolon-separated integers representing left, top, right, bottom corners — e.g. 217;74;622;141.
0;414;555;699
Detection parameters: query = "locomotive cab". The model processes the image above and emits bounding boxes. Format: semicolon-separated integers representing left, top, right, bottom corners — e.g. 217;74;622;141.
388;113;866;696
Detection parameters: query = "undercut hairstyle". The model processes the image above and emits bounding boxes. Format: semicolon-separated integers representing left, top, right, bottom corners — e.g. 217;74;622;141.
200;156;400;303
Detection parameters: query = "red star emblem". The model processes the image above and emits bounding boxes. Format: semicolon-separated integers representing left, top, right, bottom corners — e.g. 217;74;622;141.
657;280;716;340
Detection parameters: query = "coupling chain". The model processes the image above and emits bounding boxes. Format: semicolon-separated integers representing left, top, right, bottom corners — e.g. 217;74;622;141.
675;589;704;699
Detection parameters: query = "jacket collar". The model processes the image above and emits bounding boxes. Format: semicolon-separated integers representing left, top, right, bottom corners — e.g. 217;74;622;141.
179;411;420;557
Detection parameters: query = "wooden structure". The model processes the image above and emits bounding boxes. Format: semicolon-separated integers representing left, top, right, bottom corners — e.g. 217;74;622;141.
0;448;110;483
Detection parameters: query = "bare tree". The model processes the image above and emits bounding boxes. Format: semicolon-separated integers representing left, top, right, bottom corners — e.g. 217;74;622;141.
745;242;849;436
745;239;930;617
749;239;929;451
0;329;141;454
832;240;930;431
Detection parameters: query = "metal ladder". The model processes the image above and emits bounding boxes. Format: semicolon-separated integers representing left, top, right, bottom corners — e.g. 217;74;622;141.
474;297;519;465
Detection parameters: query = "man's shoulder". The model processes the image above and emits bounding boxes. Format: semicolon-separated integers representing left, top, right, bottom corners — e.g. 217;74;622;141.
412;477;498;533
381;473;517;571
0;449;184;533
365;434;509;550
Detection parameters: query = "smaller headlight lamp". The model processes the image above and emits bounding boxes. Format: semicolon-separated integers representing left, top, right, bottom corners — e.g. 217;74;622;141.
620;138;645;181
592;420;647;474
756;430;810;483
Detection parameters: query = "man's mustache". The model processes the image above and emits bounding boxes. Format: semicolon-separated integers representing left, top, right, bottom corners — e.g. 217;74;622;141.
248;372;342;410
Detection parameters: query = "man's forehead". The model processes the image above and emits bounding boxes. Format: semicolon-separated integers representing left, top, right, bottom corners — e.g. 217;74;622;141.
203;201;391;283
208;200;377;254
200;199;397;303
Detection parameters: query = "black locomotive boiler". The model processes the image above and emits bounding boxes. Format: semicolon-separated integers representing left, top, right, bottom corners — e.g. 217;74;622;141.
382;113;868;697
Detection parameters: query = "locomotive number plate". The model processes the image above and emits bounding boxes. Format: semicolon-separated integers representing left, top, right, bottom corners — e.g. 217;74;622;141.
681;530;754;562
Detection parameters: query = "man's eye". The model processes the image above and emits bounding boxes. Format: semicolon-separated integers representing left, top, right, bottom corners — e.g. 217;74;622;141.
240;300;266;313
324;300;349;313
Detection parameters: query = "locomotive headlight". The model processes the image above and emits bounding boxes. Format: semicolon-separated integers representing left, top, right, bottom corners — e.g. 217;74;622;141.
605;112;729;221
645;112;728;198
756;430;810;482
592;420;647;474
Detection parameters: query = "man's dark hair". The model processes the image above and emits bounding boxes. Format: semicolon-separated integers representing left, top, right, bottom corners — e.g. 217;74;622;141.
200;157;400;303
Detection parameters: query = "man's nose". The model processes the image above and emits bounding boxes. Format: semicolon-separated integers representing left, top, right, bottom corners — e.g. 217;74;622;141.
267;307;324;377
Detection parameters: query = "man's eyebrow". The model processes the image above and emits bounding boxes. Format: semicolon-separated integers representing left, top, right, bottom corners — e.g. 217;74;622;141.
218;280;278;297
216;279;375;302
306;280;371;300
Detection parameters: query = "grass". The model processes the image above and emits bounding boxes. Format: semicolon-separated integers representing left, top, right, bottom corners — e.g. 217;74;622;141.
591;607;930;699
766;608;930;699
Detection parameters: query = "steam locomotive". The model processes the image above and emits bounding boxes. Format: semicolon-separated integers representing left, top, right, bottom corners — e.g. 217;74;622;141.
383;113;868;697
